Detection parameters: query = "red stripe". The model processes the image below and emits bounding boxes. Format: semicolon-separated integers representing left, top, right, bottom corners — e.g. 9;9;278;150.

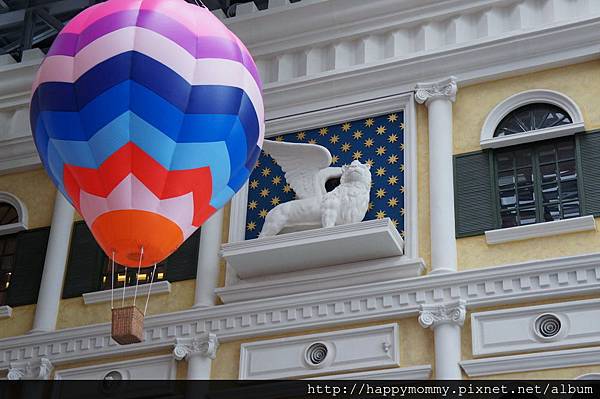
64;143;216;226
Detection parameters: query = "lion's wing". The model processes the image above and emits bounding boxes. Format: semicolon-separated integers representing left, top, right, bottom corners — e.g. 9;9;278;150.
262;140;332;199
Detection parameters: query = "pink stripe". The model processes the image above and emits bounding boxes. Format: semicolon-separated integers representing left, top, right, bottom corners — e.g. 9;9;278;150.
79;174;197;240
62;0;142;34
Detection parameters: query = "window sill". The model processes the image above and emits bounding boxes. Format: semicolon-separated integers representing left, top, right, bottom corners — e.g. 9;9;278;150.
0;305;12;318
0;305;12;319
0;222;26;235
82;281;171;305
485;215;596;245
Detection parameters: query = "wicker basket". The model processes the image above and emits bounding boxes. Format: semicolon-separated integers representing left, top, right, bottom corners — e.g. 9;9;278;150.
111;306;144;345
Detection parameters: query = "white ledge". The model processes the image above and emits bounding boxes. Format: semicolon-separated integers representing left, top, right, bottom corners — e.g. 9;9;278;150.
216;257;425;303
221;218;404;280
82;281;171;305
0;305;12;319
485;215;596;245
460;346;600;377
309;365;432;380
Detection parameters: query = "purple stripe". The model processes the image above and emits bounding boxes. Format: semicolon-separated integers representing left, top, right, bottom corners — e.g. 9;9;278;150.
48;9;261;86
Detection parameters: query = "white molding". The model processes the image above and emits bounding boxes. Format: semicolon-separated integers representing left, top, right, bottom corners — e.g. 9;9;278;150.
54;354;176;380
308;364;432;380
82;281;171;305
471;298;600;357
460;346;600;377
0;191;28;232
1;251;600;368
485;215;597;245
480;89;585;149
216;257;425;303
0;305;11;319
173;334;219;361
227;93;419;259
239;324;399;379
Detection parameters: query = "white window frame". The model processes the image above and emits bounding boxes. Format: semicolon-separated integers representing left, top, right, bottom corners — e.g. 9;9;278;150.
0;192;28;318
0;192;28;235
480;89;584;149
227;93;418;258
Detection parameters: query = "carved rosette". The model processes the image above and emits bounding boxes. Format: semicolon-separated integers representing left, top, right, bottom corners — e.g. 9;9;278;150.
418;300;466;329
7;358;53;380
173;333;219;361
415;77;458;105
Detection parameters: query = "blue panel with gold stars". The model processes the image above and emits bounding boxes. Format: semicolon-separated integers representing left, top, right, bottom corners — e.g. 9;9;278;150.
245;112;405;239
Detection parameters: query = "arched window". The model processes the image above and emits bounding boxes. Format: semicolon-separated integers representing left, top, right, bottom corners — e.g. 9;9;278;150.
494;103;573;138
0;193;27;306
480;90;584;149
481;91;585;229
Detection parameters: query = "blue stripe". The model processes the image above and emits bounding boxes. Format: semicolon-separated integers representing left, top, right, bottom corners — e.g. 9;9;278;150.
31;51;260;154
34;81;253;148
44;111;233;193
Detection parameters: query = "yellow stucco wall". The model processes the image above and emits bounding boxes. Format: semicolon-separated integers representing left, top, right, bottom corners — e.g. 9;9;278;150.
0;167;56;228
211;318;434;379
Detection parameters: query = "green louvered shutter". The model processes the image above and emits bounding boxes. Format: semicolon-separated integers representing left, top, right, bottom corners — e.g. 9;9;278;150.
62;221;106;298
164;228;201;282
454;151;498;237
6;227;50;306
578;131;600;216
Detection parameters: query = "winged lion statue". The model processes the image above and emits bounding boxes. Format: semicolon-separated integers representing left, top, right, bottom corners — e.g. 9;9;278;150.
259;140;372;238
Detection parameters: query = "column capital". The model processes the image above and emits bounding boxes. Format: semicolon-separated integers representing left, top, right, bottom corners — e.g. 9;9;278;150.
7;358;53;380
173;333;219;361
418;299;466;329
415;76;458;105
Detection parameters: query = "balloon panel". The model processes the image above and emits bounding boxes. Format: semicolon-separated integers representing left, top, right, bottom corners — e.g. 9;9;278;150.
30;0;264;266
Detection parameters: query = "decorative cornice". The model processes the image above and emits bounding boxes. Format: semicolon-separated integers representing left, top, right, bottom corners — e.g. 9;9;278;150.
173;334;219;361
1;252;600;369
418;299;466;328
7;358;53;380
415;77;458;105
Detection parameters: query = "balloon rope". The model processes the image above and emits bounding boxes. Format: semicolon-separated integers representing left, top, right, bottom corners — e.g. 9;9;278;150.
110;251;115;310
133;247;144;308
194;0;206;8
121;265;127;308
143;263;157;316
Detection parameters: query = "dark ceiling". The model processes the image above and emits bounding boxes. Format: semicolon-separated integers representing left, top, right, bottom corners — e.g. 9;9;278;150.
0;0;269;61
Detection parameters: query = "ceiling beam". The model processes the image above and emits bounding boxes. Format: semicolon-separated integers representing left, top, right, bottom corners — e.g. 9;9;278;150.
34;7;64;31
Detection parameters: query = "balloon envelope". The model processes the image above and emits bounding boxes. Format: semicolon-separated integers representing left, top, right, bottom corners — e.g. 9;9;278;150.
30;0;264;266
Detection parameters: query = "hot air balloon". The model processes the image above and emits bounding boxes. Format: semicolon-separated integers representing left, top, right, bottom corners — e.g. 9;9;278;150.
30;0;264;269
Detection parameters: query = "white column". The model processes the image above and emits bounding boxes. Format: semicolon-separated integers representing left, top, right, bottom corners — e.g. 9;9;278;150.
173;334;219;380
194;209;224;307
419;300;466;379
31;192;74;333
415;77;458;274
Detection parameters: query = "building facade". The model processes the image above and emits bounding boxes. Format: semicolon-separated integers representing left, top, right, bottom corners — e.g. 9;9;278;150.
0;0;600;382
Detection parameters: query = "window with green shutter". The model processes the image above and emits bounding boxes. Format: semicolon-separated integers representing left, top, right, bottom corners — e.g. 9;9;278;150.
454;99;598;237
63;222;201;298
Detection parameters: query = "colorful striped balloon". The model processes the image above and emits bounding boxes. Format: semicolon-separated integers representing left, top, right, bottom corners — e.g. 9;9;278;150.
30;0;264;267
